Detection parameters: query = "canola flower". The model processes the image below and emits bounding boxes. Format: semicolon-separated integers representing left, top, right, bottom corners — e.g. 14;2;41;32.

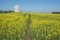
0;12;60;40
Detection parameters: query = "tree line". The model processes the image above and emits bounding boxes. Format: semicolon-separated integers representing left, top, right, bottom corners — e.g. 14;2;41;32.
0;10;14;13
52;12;60;14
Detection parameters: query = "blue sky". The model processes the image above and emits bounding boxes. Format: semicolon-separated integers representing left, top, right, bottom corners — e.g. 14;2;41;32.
0;0;60;12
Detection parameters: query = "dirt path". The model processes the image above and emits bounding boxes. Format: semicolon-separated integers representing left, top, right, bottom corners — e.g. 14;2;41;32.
25;13;32;40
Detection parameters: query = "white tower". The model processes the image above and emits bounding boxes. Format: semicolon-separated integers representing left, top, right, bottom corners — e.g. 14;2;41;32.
14;5;19;12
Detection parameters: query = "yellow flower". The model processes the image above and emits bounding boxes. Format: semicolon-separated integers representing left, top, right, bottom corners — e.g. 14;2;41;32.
0;31;2;34
20;38;22;40
36;34;39;37
41;34;44;36
47;34;51;37
7;34;9;37
58;29;60;32
50;29;53;32
4;39;6;40
46;36;48;38
53;32;57;36
58;29;60;34
34;38;36;40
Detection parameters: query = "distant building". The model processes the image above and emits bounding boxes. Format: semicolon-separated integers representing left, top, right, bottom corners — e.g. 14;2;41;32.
14;5;19;12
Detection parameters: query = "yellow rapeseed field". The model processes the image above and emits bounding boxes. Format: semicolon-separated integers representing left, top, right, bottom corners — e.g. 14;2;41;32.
0;12;60;40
